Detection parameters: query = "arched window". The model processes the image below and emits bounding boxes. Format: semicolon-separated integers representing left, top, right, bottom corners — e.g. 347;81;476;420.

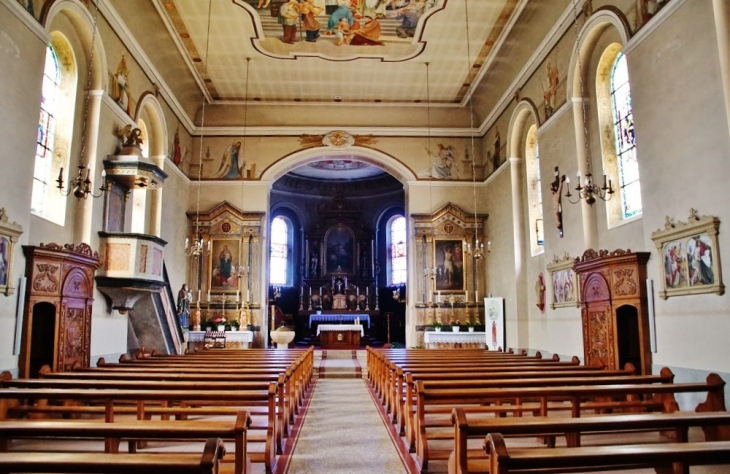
525;124;544;255
610;53;641;219
389;215;407;285
31;45;61;217
270;216;291;286
31;35;77;225
597;46;642;226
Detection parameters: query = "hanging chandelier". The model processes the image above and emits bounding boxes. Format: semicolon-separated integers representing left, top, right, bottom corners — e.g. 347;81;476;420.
562;0;614;206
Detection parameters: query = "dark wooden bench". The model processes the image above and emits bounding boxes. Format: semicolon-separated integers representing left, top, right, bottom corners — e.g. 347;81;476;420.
486;432;730;474
0;385;278;473
0;436;225;473
400;370;666;454
0;412;249;473
452;408;730;474
413;374;727;471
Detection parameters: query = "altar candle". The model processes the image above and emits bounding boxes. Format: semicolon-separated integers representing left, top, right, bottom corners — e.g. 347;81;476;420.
236;290;240;302
208;290;211;302
366;287;369;296
309;287;312;296
198;290;201;302
437;290;441;303
475;290;479;303
357;287;359;296
246;289;250;302
319;287;322;296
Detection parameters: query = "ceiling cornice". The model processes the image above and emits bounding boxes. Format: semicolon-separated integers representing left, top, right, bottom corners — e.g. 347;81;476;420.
99;0;196;134
477;0;590;136
199;126;479;138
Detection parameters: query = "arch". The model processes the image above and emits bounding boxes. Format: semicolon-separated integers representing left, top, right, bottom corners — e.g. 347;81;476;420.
259;146;418;185
43;0;108;92
567;8;631;100
507;99;540;160
135;92;169;158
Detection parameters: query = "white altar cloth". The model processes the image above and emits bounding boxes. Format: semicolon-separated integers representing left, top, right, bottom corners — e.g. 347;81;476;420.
424;331;486;347
316;324;364;336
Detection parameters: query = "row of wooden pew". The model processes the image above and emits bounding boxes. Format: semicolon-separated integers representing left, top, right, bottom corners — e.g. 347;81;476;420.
366;347;730;474
0;346;315;473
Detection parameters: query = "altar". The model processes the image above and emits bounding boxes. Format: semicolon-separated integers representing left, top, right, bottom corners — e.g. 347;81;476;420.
423;330;486;349
316;324;363;350
309;313;370;328
187;330;254;351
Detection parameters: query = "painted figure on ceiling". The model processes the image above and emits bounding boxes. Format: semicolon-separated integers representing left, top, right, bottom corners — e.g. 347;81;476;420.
279;0;300;44
300;0;325;42
326;1;355;35
348;16;384;45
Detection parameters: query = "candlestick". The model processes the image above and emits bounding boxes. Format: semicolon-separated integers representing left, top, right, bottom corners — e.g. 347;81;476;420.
475;290;479;303
309;287;312;296
236;290;239;302
366;286;369;296
357;287;359;296
207;290;211;302
437;290;441;303
246;289;250;303
319;287;322;296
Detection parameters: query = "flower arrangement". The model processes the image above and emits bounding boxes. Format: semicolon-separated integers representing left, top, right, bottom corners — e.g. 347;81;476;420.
213;317;226;325
230;319;240;330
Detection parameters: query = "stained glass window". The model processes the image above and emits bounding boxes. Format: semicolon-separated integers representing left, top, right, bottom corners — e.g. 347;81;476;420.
31;44;61;216
610;53;642;219
270;216;289;286
390;216;407;285
535;144;544;245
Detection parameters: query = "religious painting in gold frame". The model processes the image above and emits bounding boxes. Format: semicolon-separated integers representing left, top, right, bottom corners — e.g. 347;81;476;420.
433;239;465;292
209;238;241;293
546;253;579;309
651;209;723;299
0;208;23;296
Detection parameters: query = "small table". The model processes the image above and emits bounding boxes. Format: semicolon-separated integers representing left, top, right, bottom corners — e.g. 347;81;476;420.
308;313;370;328
423;330;486;349
187;330;253;351
316;324;363;350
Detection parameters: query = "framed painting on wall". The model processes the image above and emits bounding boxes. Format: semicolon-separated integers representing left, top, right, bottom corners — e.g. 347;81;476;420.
651;209;723;299
484;297;505;351
324;225;355;275
546;253;579;309
434;239;465;292
209;238;241;293
0;208;23;296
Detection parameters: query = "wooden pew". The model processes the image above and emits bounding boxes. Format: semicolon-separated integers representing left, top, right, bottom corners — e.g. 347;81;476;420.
452;408;730;474
0;412;249;473
392;366;635;435
413;374;727;471
485;432;730;474
0;386;279;473
400;370;662;454
1;376;290;455
0;436;225;473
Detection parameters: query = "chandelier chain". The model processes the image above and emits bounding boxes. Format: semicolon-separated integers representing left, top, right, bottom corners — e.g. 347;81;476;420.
77;0;100;169
570;0;592;175
194;0;214;237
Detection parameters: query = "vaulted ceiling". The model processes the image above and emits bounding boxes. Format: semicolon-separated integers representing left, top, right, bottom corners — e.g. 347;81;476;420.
108;0;569;132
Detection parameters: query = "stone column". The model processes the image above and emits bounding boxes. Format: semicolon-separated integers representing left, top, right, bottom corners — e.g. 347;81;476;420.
509;157;528;349
73;89;103;245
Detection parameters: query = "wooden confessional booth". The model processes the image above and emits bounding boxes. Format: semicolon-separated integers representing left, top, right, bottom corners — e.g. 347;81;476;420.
18;244;100;378
575;249;652;375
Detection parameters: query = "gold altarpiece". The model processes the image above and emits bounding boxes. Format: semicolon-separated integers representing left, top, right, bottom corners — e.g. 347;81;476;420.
410;203;487;348
186;202;265;346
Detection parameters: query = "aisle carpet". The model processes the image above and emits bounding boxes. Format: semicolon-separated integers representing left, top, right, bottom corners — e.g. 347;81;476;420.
313;350;367;379
277;378;417;474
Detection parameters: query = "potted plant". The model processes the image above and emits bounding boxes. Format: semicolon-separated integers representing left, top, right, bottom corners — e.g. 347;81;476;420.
432;319;442;332
467;319;475;333
213;317;226;331
201;318;215;332
230;320;240;332
451;319;461;332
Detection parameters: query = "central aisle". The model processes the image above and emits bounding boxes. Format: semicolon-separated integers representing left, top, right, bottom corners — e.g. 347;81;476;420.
278;378;415;474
